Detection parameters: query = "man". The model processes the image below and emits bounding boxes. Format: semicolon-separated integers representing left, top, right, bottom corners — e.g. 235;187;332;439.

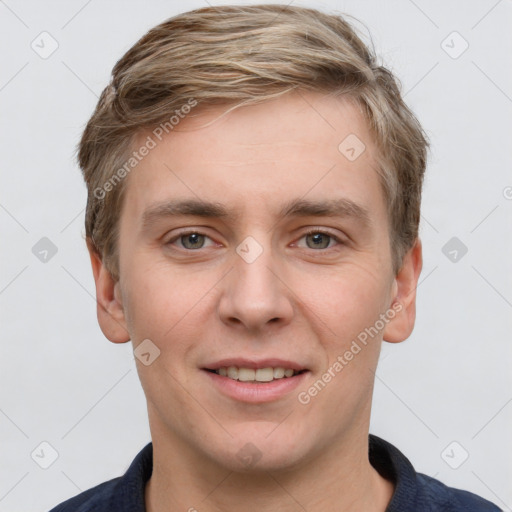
49;4;500;511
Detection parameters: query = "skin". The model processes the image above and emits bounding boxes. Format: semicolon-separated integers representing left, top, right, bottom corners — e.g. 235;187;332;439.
88;90;422;511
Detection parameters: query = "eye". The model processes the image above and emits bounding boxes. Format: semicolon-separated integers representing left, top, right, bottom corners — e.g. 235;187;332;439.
297;229;344;250
166;231;216;250
165;228;344;252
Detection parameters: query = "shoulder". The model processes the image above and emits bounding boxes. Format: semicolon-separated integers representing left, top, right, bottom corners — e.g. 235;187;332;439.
47;478;121;512
415;472;502;511
368;435;501;511
47;442;153;512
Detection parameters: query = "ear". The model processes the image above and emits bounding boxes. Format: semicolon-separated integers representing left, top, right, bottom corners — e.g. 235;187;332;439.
382;238;423;343
87;239;130;344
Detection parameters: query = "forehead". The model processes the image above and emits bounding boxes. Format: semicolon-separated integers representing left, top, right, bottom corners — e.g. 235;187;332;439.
121;91;385;226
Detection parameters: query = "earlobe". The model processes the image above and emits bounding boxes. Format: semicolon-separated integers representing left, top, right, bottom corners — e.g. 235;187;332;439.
87;239;130;344
382;239;423;344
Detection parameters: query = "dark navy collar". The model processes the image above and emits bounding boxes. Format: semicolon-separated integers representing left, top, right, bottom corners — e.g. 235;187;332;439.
115;435;410;510
50;434;500;511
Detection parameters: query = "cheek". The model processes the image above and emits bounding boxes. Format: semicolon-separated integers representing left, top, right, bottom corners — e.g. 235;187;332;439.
123;267;207;409
121;264;192;343
301;267;386;415
121;262;221;368
297;260;391;343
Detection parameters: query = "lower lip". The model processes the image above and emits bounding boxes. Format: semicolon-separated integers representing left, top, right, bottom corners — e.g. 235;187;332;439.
203;370;309;403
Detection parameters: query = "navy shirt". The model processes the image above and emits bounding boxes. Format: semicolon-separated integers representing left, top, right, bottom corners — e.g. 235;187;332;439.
49;435;501;511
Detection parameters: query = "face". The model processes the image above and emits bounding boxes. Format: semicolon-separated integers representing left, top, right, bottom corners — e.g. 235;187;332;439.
92;91;420;472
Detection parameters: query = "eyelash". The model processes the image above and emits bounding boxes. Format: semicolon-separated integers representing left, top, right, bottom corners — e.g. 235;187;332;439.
165;228;344;251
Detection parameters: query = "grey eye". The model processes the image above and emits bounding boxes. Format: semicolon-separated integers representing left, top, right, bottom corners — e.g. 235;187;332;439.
180;232;206;249
305;232;332;249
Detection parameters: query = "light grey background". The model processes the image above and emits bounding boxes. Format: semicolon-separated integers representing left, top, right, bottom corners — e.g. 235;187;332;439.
1;0;511;510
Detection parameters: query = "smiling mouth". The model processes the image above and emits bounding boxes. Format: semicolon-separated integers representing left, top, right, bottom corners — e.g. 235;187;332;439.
204;366;307;383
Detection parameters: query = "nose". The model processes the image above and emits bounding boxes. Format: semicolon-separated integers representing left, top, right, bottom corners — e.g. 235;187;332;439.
217;236;294;333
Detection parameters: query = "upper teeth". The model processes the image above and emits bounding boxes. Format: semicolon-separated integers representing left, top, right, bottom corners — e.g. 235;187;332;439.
216;366;297;382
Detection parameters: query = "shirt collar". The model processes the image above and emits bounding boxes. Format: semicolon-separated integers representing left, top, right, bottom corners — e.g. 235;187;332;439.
116;435;416;511
369;434;419;511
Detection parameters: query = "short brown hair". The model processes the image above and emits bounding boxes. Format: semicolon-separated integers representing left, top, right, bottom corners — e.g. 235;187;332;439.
79;4;428;280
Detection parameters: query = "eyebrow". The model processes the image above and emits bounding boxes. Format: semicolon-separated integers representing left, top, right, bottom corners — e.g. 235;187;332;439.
141;197;371;231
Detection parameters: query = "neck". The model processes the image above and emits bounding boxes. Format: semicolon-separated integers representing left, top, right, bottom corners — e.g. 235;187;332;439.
145;428;394;512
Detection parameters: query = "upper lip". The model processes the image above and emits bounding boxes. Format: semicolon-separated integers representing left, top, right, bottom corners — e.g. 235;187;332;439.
203;358;307;371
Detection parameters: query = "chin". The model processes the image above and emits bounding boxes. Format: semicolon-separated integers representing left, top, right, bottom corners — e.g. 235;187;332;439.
218;449;306;474
206;427;315;474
